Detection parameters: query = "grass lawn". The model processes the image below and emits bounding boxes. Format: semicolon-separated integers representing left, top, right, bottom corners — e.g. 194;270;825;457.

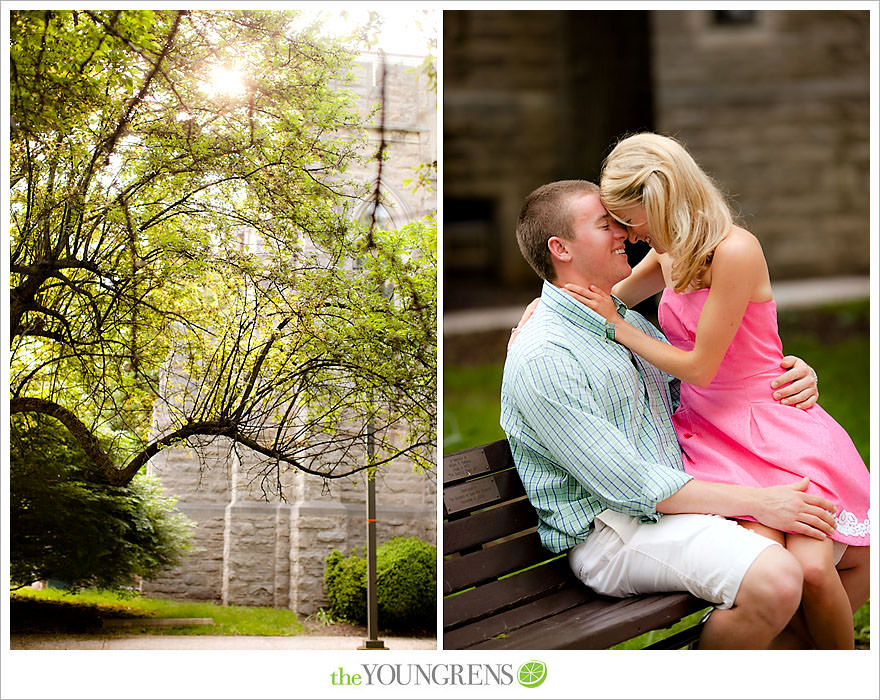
11;588;307;636
444;333;869;458
443;363;506;453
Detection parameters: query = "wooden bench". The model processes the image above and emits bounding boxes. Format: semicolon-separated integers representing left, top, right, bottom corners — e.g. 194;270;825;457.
443;439;711;650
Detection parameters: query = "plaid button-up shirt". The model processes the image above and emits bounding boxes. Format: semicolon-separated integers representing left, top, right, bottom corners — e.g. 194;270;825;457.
501;281;692;553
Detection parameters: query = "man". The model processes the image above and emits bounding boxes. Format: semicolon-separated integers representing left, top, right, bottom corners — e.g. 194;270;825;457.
502;180;868;648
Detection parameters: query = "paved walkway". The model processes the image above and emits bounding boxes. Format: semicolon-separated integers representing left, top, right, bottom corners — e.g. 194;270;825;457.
444;275;870;336
10;633;436;650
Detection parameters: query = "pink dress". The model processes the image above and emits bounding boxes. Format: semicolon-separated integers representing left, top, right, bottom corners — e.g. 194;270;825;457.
658;287;870;546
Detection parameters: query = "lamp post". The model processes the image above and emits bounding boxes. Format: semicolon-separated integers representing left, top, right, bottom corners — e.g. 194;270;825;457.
357;50;389;652
359;423;386;650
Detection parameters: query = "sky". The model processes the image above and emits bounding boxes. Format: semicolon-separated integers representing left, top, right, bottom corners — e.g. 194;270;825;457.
292;6;437;57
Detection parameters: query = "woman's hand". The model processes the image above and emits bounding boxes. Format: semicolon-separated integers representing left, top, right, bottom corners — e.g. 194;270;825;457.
507;297;540;351
563;284;622;324
770;356;819;410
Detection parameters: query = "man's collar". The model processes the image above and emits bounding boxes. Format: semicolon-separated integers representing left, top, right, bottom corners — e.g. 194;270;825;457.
541;280;627;340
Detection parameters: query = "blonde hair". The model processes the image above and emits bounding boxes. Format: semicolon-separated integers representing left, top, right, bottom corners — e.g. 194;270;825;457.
600;133;733;292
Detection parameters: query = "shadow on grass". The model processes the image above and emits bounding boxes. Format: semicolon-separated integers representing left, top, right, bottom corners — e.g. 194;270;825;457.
10;595;144;634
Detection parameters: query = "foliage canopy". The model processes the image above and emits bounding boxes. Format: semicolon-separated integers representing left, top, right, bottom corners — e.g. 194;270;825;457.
10;9;437;490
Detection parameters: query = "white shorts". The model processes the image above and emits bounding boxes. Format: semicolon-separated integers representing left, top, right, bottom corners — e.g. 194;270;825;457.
568;510;780;609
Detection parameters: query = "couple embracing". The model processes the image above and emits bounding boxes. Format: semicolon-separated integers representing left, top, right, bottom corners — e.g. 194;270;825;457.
501;133;870;649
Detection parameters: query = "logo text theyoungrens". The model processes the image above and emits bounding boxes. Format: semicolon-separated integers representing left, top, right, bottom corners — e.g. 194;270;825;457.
330;663;516;687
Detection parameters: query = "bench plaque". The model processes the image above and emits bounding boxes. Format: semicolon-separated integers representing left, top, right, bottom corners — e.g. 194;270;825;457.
444;448;491;481
444;477;502;512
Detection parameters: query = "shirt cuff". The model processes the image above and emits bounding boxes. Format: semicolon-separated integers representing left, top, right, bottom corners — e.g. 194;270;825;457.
638;469;694;523
603;321;615;341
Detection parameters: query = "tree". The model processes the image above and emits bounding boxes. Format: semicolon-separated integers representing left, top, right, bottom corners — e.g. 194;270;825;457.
10;413;194;589
10;9;436;491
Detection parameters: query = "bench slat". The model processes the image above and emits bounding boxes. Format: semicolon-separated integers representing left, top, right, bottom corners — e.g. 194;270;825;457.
443;469;526;518
444;584;595;650
643;621;707;650
470;592;708;650
443;439;709;650
443;440;513;486
443;498;537;555
444;558;579;629
443;530;552;595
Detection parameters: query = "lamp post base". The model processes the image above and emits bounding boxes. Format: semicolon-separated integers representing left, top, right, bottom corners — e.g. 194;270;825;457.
357;639;388;650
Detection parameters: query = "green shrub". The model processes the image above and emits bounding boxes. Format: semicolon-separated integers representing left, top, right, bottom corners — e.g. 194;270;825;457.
376;537;436;632
854;600;870;648
323;549;367;625
10;414;194;591
323;536;436;633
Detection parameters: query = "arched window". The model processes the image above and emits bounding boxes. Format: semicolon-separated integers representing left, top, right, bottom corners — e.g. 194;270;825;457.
354;181;415;233
360;201;396;232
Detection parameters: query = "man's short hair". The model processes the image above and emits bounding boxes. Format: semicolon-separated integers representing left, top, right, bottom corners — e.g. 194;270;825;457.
515;180;600;281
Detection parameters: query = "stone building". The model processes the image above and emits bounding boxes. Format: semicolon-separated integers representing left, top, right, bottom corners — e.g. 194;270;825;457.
143;52;437;616
443;9;870;309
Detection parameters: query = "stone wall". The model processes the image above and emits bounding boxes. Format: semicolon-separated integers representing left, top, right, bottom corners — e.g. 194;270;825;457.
143;52;437;616
144;440;435;615
142;502;226;602
651;10;870;278
222;502;291;608
442;9;870;303
349;55;437;224
443;11;654;289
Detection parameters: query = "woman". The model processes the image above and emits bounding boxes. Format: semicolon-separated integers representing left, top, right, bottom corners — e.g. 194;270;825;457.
554;133;870;648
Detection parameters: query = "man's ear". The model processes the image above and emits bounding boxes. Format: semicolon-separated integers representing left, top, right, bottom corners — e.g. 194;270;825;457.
547;236;570;263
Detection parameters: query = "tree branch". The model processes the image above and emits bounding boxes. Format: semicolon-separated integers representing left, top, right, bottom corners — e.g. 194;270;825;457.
10;397;122;484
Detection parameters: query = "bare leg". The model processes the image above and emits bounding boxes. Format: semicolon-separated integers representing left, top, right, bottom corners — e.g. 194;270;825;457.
767;542;868;649
735;519;783;543
728;524;867;649
731;521;813;649
786;533;854;649
699;539;802;649
836;544;870;613
768;607;815;649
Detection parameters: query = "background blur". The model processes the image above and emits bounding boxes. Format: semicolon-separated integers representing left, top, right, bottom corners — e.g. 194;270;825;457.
442;9;871;452
443;9;869;313
443;7;871;450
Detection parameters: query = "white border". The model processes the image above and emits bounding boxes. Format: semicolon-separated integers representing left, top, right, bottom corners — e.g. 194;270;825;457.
3;3;878;700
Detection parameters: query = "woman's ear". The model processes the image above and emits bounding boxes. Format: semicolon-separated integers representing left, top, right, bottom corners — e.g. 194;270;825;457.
547;236;571;263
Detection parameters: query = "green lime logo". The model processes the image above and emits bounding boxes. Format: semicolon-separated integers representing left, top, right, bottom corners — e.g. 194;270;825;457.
517;660;547;688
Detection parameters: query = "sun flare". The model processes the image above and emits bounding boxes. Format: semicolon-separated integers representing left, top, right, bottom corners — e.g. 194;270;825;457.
201;65;246;98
